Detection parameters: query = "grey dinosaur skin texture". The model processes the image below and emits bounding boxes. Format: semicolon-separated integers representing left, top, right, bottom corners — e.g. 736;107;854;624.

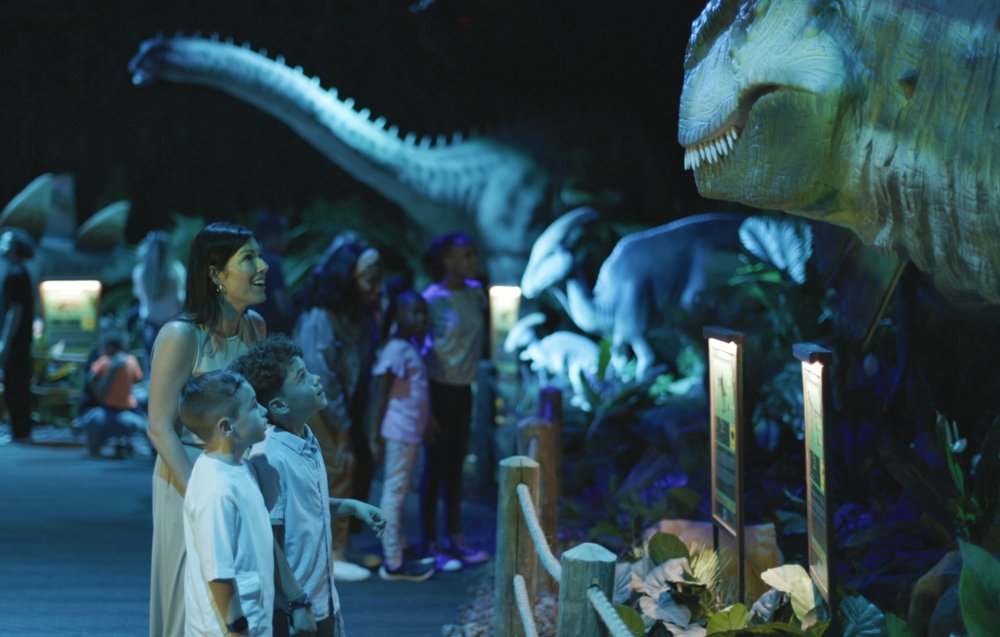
678;0;1000;305
128;35;551;284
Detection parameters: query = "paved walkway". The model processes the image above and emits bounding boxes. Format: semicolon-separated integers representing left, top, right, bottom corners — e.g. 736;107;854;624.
0;428;497;636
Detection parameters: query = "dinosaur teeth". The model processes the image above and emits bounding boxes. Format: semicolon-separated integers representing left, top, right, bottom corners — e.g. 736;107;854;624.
683;125;741;171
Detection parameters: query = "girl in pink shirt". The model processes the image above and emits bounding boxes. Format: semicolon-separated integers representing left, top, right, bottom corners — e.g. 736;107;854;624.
369;289;435;581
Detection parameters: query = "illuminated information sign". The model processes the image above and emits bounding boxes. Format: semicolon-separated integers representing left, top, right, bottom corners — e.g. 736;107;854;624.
794;343;834;607
704;326;745;602
39;280;102;356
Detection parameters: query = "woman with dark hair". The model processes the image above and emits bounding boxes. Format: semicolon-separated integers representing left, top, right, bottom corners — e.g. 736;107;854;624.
294;240;382;582
0;227;36;442
147;222;270;637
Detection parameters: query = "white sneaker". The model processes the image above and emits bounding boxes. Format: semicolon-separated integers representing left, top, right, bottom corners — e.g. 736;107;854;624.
334;560;372;582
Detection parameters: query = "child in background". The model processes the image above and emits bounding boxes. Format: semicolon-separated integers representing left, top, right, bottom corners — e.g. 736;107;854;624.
232;335;386;636
179;370;277;637
369;289;437;581
419;232;490;568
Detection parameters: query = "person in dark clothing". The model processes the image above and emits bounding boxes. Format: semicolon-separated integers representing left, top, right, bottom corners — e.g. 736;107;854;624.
0;228;36;442
254;213;293;335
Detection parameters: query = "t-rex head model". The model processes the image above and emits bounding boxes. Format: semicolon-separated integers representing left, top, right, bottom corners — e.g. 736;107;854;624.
128;34;553;284
679;0;1000;304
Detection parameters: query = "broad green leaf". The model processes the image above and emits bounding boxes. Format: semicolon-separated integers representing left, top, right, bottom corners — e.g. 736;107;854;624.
885;613;915;637
707;604;750;635
738;216;813;284
749;589;788;625
959;540;1000;637
789;577;818;623
878;436;959;522
649;532;691;564
639;590;692;626
761;564;810;594
803;622;829;636
712;624;804;636
840;595;885;636
972;417;1000;538
615;604;645;637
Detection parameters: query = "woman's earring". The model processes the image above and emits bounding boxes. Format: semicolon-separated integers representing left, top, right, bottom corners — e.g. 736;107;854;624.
216;283;226;295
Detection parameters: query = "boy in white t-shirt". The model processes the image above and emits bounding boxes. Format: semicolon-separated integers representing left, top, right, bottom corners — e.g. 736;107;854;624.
232;335;387;637
180;370;315;637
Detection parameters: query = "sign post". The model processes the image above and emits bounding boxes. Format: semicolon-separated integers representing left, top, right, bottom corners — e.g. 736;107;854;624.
488;285;522;436
704;327;745;603
793;343;836;616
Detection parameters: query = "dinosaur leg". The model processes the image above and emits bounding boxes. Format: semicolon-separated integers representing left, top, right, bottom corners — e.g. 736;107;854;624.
632;336;656;380
567;361;591;411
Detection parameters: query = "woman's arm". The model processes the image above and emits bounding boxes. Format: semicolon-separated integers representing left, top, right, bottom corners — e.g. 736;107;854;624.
146;321;199;494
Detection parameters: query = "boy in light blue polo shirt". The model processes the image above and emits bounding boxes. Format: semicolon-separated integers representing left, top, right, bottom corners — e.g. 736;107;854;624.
233;335;386;637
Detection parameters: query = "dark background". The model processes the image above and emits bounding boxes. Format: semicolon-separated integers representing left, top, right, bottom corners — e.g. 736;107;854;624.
0;0;711;241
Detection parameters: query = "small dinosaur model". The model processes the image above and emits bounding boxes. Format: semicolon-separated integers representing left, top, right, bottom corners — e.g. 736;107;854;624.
128;34;553;284
521;208;746;378
503;311;599;409
678;0;1000;305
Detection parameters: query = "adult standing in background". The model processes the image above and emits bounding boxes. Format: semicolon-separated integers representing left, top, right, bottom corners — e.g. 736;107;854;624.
294;240;382;582
132;231;186;373
0;228;35;443
147;222;268;637
254;212;294;335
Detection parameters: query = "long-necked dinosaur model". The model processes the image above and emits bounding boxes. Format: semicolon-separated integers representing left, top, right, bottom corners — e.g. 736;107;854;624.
520;208;746;377
128;34;552;284
679;0;1000;305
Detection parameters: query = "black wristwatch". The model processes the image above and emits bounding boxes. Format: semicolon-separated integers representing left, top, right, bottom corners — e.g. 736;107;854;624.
226;616;248;634
288;591;313;613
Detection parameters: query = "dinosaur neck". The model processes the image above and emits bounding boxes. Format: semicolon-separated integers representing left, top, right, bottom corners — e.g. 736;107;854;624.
562;276;601;334
833;2;1000;303
140;36;529;234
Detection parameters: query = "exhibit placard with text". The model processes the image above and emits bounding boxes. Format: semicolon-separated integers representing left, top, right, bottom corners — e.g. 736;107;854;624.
793;343;834;607
38;280;102;356
704;326;745;602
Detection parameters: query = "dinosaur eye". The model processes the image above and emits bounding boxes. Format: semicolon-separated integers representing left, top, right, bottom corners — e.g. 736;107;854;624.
684;0;741;71
736;0;768;31
807;0;845;18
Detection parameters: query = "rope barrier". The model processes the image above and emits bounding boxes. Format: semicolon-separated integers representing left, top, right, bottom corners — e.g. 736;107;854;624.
586;586;635;637
513;574;540;637
516;483;563;582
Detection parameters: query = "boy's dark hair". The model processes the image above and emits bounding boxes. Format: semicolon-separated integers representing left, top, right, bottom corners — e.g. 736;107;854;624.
229;334;303;412
101;331;125;353
179;370;246;441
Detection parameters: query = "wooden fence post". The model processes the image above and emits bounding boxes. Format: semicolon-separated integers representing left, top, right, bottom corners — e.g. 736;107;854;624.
555;543;616;637
538;386;562;502
517;416;558;594
495;456;540;637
